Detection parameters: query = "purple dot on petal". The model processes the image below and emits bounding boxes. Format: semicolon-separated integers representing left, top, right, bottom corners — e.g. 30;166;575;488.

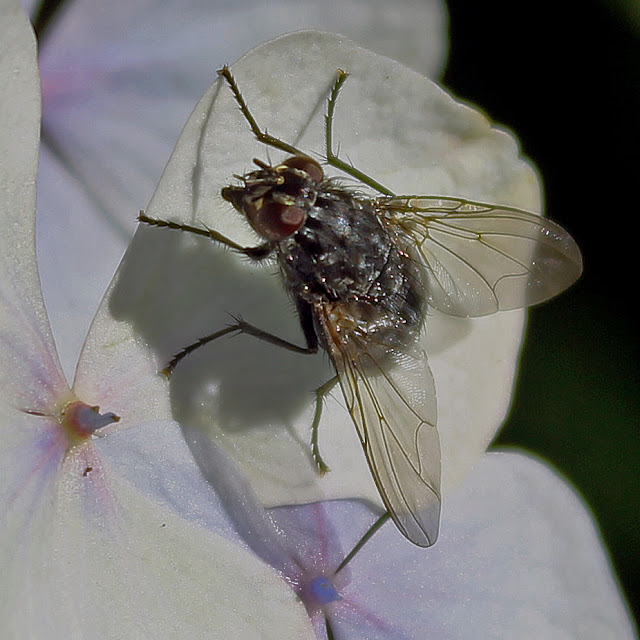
308;576;342;605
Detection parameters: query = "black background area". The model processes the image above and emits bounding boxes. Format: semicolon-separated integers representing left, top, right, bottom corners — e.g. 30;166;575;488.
444;0;639;623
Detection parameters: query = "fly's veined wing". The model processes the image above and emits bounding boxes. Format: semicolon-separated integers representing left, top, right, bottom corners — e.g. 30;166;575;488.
379;197;583;317
316;304;441;547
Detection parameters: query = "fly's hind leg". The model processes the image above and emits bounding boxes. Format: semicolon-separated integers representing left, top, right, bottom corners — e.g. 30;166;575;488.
162;315;318;377
311;376;339;474
161;295;333;477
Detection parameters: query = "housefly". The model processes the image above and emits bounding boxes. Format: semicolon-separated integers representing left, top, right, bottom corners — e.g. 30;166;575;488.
139;66;583;547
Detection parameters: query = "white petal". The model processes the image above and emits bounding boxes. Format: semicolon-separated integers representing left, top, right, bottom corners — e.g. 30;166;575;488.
329;453;637;639
93;419;248;544
36;143;131;379
92;31;540;508
0;0;68;408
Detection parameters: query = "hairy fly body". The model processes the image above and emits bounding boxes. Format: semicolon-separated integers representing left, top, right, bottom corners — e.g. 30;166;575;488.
222;156;426;355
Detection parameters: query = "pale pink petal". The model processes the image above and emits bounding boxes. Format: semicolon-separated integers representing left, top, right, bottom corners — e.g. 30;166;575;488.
2;416;314;638
1;5;315;636
270;453;637;639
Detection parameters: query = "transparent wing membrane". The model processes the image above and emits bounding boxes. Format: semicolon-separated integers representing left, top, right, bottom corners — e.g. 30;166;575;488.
380;197;583;316
317;305;441;547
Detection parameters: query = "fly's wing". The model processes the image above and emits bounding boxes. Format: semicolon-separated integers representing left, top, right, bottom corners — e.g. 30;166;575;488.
379;196;583;316
316;304;441;547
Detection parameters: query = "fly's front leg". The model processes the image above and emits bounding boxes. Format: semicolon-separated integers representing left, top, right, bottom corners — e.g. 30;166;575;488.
323;71;395;197
219;65;395;197
217;66;306;158
137;211;273;260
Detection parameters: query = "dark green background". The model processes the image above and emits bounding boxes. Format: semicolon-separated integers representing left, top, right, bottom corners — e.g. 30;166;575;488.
445;0;639;624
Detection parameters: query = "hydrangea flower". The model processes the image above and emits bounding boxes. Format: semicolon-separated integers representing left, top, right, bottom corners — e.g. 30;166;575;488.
0;4;315;636
2;6;636;638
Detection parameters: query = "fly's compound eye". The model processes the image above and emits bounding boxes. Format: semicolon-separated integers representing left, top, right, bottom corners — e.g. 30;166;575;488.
223;182;307;241
246;200;306;241
223;155;323;241
279;156;324;183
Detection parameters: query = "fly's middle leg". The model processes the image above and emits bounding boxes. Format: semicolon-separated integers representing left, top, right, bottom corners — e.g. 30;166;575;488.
162;315;318;377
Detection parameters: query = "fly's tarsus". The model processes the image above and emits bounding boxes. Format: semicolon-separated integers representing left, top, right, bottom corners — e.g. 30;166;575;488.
324;69;349;162
311;376;340;474
162;325;240;377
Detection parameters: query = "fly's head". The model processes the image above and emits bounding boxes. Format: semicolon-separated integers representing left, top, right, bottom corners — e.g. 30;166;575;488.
222;156;323;242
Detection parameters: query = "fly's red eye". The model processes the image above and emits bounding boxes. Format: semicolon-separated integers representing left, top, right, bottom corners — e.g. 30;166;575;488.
281;156;324;183
247;200;306;241
280;205;305;227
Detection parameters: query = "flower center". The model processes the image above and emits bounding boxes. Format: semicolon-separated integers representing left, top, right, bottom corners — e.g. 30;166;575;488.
60;400;119;443
306;576;342;606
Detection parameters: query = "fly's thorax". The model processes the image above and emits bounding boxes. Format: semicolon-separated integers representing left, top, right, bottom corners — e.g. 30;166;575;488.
278;188;391;299
278;186;426;344
221;156;323;242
